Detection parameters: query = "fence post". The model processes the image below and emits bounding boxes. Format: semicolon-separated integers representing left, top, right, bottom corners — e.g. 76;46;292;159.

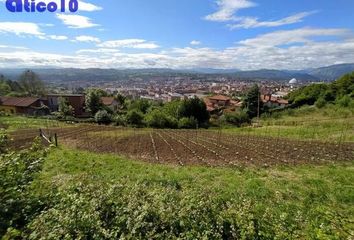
54;133;58;147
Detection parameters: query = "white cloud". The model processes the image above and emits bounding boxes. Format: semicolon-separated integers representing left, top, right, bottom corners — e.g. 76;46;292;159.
0;22;44;36
0;28;353;71
0;45;28;50
98;39;160;49
56;14;99;28
190;40;201;45
228;11;317;29
76;48;120;54
238;27;350;46
205;0;256;22
75;35;101;43
77;0;102;11
205;0;316;29
0;21;71;41
49;35;68;40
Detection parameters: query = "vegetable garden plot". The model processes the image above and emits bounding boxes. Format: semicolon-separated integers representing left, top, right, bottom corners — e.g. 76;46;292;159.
10;126;354;167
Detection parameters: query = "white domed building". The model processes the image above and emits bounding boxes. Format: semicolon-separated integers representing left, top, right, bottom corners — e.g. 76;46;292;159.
289;78;298;88
289;78;298;84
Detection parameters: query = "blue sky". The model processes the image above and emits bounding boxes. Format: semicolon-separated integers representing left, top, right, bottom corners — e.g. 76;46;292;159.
0;0;353;70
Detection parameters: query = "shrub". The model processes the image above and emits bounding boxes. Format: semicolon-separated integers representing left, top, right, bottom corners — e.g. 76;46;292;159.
225;111;250;127
315;97;327;109
95;110;112;125
0;130;8;154
0;138;47;236
178;117;198;129
126;110;144;126
145;110;178;129
336;95;352;107
113;114;127;126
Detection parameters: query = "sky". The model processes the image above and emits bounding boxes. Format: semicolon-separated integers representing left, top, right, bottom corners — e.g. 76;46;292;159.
0;0;353;70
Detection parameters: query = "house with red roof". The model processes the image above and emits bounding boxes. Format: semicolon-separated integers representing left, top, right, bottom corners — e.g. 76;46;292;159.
204;95;243;114
261;94;289;109
0;97;45;115
101;97;119;111
208;95;231;107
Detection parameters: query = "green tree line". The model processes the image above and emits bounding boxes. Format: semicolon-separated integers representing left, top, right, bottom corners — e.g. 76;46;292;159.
0;71;46;97
288;72;354;108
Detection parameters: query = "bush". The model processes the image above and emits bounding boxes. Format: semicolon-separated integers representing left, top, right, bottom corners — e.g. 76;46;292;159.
95;110;112;125
225;111;250;127
0;130;8;154
25;179;353;239
145;110;178;129
178;117;198;129
113;114;127;126
315;97;327;109
126;110;144;127
0;138;47;236
336;95;352;107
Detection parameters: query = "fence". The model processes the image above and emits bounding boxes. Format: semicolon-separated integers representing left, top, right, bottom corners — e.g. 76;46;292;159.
39;129;58;147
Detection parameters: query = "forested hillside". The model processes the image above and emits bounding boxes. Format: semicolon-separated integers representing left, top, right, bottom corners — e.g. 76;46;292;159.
288;72;354;107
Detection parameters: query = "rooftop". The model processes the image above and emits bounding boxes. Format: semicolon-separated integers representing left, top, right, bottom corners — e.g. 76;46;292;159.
101;97;115;106
0;97;39;107
209;95;231;101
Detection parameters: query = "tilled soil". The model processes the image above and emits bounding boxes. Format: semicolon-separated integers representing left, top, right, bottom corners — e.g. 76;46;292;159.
9;126;354;167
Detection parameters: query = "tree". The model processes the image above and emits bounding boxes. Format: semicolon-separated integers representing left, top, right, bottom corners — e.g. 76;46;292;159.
179;97;210;127
85;89;104;115
145;109;178;129
0;81;11;96
115;94;126;106
242;84;263;119
114;93;127;112
126;110;144;126
128;99;151;114
18;70;45;96
287;72;354;108
58;97;74;117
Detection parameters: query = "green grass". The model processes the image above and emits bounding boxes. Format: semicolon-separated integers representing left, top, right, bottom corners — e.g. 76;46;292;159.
0;115;68;131
35;147;354;213
29;147;354;237
2;107;354;237
222;105;354;142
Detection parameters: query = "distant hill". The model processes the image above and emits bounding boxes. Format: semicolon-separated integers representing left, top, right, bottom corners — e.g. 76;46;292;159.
1;63;353;83
232;69;319;82
308;63;354;81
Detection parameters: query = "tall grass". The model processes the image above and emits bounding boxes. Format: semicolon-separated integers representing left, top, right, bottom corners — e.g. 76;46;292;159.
223;105;354;142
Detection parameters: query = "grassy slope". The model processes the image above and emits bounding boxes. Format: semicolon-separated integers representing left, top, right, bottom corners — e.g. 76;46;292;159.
2;112;354;235
222;105;354;142
0;116;67;131
34;147;354;222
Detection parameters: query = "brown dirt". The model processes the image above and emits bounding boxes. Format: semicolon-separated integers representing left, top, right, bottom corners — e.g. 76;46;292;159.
9;126;354;167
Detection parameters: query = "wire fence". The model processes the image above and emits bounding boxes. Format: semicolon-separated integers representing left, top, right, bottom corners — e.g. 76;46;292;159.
7;118;354;166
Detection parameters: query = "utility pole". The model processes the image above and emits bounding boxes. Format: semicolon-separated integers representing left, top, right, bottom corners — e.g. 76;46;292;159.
257;85;260;126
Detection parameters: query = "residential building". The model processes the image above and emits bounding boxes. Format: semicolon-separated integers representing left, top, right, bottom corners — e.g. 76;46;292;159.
208;95;231;107
47;94;86;117
101;97;119;111
0;97;45;115
262;94;289;108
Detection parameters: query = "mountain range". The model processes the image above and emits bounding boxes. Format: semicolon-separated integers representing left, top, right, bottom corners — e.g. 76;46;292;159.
1;63;354;83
